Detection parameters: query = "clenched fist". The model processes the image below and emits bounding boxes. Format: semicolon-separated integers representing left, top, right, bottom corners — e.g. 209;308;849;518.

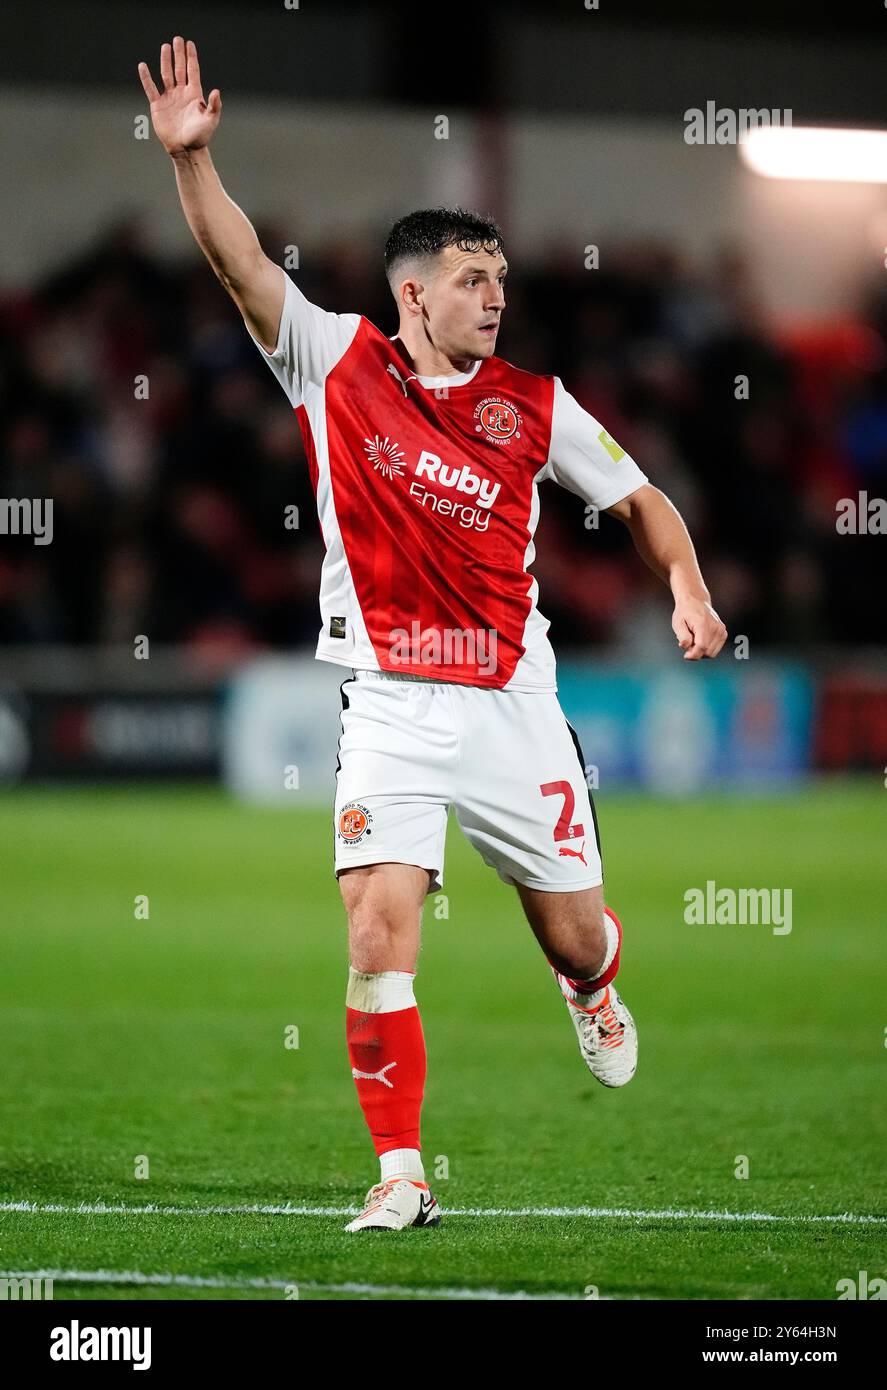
672;594;728;660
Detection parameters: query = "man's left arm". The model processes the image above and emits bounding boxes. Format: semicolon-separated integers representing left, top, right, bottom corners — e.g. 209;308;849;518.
544;375;727;660
605;484;727;661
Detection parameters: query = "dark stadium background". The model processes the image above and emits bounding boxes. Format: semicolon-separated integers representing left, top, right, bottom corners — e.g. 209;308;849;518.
1;1;886;785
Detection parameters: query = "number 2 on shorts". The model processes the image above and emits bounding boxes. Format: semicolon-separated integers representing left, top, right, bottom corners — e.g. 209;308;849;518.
540;780;585;842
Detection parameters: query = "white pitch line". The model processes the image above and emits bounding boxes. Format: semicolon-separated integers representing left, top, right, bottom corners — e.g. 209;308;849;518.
1;1200;885;1224
0;1269;581;1301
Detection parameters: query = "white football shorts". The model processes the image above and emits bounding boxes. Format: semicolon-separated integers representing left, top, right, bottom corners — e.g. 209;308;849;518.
333;669;602;893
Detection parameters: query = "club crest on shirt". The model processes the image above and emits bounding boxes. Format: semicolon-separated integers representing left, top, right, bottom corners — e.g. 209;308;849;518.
474;396;521;445
337;802;373;844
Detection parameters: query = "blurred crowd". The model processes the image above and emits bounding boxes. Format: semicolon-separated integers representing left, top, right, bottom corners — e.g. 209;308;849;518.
1;218;885;663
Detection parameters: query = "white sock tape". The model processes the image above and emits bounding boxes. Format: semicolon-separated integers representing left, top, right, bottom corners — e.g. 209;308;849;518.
346;968;417;1013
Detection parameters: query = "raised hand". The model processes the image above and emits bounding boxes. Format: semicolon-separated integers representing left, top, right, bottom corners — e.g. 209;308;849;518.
138;37;221;156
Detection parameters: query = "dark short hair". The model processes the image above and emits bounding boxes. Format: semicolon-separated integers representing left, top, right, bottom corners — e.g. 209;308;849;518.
384;207;504;287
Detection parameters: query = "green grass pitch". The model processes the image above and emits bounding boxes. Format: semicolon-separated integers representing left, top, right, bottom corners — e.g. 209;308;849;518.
0;781;884;1300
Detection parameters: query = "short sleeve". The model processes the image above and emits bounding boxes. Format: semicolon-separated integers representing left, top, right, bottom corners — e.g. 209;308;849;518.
543;376;648;509
246;270;362;407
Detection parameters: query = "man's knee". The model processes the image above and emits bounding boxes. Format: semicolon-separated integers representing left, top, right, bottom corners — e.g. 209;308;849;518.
548;912;607;979
556;903;622;985
520;884;608;979
339;863;428;973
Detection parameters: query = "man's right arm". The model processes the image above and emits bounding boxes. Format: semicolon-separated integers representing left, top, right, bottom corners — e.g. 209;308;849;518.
170;146;284;352
138;36;284;351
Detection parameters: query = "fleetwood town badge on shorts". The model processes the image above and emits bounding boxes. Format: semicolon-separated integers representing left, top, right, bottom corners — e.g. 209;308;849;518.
337;802;373;845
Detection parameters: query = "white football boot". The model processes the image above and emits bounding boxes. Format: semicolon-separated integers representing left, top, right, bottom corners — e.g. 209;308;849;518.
344;1177;441;1233
553;976;638;1088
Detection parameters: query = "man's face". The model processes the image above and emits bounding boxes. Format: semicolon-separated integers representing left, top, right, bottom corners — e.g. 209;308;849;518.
411;244;507;361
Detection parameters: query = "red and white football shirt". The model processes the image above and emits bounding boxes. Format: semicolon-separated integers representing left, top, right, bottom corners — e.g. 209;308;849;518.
248;271;648;690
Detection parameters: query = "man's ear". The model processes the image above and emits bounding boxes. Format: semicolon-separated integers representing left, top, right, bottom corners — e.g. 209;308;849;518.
400;277;425;317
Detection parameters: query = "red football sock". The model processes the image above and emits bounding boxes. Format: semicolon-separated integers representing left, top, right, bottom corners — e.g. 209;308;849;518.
346;970;426;1157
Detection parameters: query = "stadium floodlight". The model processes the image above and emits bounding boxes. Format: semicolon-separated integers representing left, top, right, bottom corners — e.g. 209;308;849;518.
739;126;887;183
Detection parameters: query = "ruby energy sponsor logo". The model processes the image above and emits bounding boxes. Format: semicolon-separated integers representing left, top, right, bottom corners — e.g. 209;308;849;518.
362;434;501;534
364;435;406;479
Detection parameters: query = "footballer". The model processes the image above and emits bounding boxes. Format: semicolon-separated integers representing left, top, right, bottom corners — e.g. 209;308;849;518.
139;38;728;1233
